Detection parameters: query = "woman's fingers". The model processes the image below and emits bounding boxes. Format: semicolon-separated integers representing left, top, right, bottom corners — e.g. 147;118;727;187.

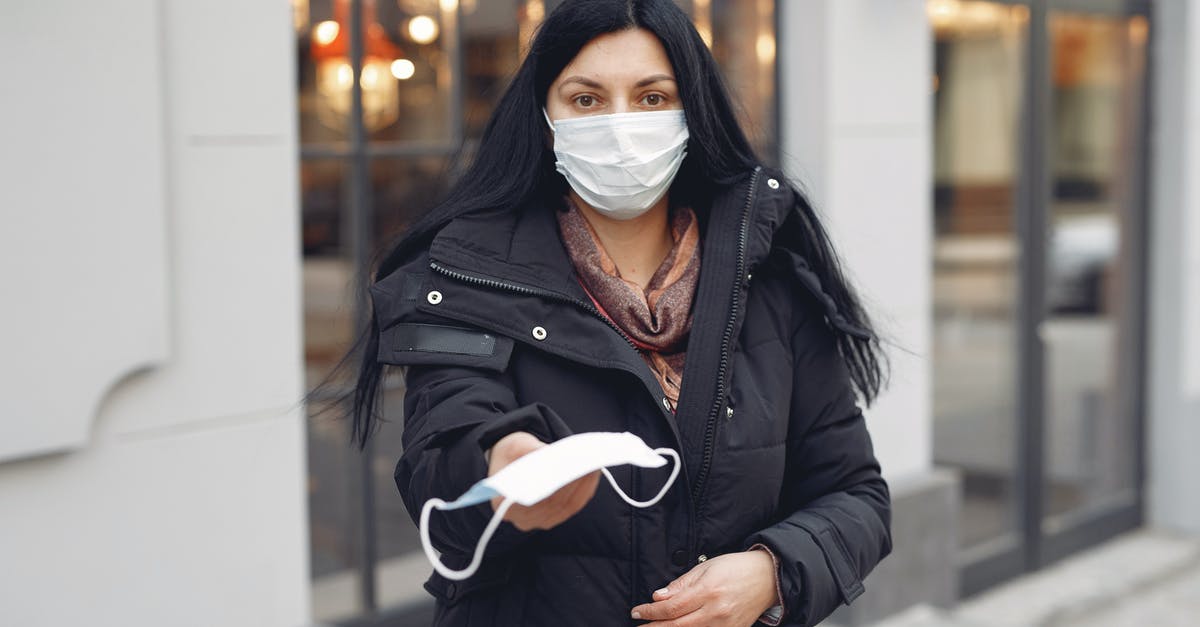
630;585;703;622
505;469;602;531
638;552;779;626
541;470;600;528
565;471;601;509
633;563;711;622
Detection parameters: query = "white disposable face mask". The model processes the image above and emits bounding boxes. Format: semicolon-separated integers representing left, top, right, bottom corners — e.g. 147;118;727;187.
544;108;689;220
420;431;681;581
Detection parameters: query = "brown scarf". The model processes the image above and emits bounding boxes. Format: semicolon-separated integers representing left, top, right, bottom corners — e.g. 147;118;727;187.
556;198;701;411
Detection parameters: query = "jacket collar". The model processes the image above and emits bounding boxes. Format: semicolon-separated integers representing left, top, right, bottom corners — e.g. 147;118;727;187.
428;197;588;302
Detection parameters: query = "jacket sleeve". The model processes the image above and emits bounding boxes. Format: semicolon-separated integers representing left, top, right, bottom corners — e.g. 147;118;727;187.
369;269;577;564
395;359;575;561
741;302;892;626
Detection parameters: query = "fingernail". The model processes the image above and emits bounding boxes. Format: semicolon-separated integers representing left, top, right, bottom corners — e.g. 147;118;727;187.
655;587;670;597
630;610;641;619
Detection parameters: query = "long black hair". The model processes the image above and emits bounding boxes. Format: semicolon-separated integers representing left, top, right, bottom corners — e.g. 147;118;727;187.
328;0;886;450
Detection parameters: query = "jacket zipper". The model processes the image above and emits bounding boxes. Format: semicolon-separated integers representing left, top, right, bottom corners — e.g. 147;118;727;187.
690;166;761;507
428;261;640;351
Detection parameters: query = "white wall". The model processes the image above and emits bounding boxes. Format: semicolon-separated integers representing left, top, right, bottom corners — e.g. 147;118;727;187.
779;0;933;481
0;1;311;625
0;0;171;461
1148;0;1200;534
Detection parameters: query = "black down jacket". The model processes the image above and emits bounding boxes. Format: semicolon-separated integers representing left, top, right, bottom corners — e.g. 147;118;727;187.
372;165;892;626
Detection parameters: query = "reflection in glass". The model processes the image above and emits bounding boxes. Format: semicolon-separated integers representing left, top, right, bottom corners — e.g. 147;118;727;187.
930;0;1027;551
1041;13;1145;531
374;382;427;609
709;0;777;161
300;158;365;623
298;0;458;145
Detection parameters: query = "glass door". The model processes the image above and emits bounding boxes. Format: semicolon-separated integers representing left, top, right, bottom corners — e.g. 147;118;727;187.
1040;5;1148;560
930;0;1149;596
931;0;1029;563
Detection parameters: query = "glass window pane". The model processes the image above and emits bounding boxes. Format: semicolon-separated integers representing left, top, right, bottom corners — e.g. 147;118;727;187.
297;0;461;147
302;159;354;382
709;0;777;162
930;0;1029;551
371;156;455;249
297;0;351;145
466;0;523;136
1041;11;1145;531
367;0;458;144
302;159;366;623
374;381;426;608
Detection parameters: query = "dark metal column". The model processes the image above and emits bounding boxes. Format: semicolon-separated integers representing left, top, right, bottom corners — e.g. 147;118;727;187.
1016;0;1050;573
344;0;379;614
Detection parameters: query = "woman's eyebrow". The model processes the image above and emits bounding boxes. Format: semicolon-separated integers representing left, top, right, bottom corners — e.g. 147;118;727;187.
557;74;676;93
558;76;604;92
634;74;675;88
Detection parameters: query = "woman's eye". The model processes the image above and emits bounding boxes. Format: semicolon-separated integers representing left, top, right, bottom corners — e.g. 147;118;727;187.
575;95;595;107
644;94;663;106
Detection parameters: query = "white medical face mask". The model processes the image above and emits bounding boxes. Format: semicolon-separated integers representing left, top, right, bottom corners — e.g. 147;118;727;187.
420;431;681;581
544;108;689;220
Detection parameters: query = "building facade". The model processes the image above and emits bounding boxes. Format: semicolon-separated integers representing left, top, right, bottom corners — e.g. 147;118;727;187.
2;1;1198;626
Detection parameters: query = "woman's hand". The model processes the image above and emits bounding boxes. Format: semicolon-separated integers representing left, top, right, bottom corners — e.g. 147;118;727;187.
487;431;601;532
631;550;779;626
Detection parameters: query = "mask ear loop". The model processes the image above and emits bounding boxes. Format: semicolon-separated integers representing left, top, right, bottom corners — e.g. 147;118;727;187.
542;107;556;132
420;496;515;581
599;448;681;508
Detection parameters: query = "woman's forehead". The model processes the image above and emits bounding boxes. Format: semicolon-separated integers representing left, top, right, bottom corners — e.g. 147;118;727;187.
556;28;675;87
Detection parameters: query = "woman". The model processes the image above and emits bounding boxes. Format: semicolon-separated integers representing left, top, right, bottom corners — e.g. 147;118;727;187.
347;1;891;625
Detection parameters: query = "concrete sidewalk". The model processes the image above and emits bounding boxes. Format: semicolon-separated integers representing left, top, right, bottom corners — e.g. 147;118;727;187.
866;529;1200;627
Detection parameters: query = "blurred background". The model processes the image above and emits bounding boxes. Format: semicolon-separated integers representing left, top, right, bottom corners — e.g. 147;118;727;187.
2;0;1198;626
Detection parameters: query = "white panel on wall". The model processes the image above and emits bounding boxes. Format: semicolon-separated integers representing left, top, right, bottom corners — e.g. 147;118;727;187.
0;408;311;626
780;0;934;481
100;143;304;435
1185;3;1200;398
0;1;169;462
164;0;297;138
97;0;303;436
1149;0;1200;534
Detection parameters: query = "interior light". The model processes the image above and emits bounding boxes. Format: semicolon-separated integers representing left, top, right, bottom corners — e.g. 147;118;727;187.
391;58;416;80
336;63;353;87
408;15;439;44
756;33;775;63
314;20;339;46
